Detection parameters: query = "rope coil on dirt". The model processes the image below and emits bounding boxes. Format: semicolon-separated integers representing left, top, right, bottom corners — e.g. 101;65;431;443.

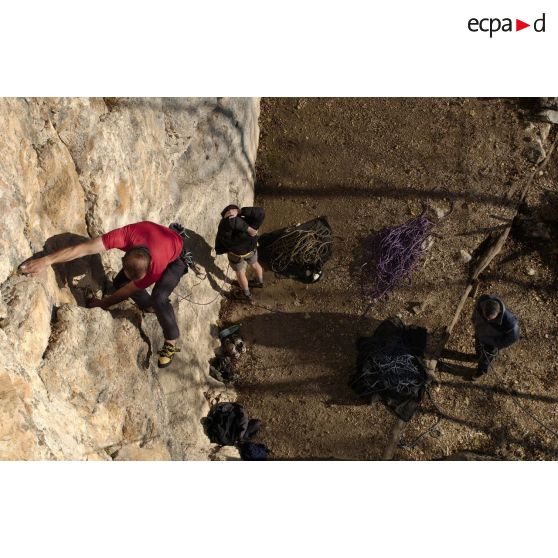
369;354;425;394
362;210;435;302
267;221;333;274
352;340;427;397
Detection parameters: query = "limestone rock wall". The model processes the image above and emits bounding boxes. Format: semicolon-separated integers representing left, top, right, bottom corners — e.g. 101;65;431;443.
0;97;259;460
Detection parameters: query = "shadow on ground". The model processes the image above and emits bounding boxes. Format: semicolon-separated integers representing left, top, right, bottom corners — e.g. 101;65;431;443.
234;310;379;404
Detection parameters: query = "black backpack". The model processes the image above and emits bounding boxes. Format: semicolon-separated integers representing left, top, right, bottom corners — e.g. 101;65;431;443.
239;442;270;461
204;403;261;446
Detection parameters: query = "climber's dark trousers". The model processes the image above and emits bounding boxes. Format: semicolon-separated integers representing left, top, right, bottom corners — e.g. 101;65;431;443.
113;257;188;340
475;337;499;375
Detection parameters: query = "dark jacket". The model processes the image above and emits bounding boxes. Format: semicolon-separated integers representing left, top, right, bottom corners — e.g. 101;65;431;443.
215;207;265;256
472;294;520;349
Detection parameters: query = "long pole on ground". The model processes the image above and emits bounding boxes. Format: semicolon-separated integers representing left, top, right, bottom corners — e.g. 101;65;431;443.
382;418;407;460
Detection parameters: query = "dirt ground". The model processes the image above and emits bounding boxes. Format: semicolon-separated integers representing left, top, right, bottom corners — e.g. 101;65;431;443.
220;98;558;460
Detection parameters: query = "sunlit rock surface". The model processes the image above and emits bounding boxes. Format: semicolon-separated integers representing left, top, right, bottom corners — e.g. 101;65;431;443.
0;97;259;460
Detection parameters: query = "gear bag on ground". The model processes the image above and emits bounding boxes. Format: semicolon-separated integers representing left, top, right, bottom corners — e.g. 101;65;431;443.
258;216;333;283
204;402;261;446
350;317;429;422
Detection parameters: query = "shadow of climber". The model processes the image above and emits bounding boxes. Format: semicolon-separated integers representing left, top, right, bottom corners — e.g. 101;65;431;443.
183;228;228;290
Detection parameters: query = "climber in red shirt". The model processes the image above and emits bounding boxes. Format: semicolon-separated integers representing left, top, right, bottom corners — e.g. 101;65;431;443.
19;221;189;368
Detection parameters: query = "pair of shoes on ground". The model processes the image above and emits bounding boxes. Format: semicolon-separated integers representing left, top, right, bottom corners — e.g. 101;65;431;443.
158;342;180;368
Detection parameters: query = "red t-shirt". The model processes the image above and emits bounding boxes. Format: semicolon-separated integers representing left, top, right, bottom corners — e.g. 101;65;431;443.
102;221;183;289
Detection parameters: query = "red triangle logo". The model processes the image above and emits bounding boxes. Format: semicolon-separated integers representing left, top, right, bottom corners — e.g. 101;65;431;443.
516;19;530;31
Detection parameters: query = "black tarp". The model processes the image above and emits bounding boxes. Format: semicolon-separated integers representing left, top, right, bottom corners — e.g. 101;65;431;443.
351;317;429;422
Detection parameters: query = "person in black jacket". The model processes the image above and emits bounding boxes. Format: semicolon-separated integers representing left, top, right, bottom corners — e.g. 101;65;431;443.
472;294;520;379
215;205;265;301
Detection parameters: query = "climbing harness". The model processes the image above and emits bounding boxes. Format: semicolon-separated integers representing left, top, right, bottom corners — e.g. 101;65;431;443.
228;249;256;260
169;222;204;277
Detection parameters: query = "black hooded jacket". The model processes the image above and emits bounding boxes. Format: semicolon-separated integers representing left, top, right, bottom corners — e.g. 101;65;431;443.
215;207;265;256
472;294;520;349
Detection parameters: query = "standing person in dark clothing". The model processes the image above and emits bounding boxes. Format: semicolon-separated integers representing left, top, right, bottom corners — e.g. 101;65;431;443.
472;294;520;379
215;204;265;301
20;221;190;368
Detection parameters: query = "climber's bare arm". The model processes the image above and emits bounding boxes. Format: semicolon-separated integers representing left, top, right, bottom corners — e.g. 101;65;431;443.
19;237;106;277
88;281;141;310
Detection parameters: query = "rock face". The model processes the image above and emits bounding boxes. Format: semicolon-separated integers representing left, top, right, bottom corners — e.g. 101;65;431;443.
537;110;558;125
0;98;259;460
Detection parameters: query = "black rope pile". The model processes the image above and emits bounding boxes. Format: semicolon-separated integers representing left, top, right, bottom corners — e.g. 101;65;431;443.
351;338;428;398
266;219;333;274
362;210;435;302
351;318;430;422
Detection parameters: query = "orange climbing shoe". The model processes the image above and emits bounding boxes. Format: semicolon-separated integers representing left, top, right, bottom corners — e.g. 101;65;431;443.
157;342;180;368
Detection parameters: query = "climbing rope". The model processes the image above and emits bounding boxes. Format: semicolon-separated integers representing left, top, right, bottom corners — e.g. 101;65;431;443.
362;210;435;303
267;221;333;274
353;353;427;396
352;336;429;397
399;348;558;454
174;263;231;306
480;347;558;443
398;388;443;449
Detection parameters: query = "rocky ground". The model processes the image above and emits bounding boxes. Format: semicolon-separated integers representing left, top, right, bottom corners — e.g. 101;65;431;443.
222;98;558;460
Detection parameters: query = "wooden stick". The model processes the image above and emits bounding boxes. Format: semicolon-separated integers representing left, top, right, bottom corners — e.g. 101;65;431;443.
446;284;473;338
383;418;406;460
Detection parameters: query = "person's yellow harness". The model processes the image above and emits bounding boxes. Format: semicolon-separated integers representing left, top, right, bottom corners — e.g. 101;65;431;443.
228;249;255;261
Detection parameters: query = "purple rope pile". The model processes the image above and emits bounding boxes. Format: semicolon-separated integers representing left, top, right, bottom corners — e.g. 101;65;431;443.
362;212;434;301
